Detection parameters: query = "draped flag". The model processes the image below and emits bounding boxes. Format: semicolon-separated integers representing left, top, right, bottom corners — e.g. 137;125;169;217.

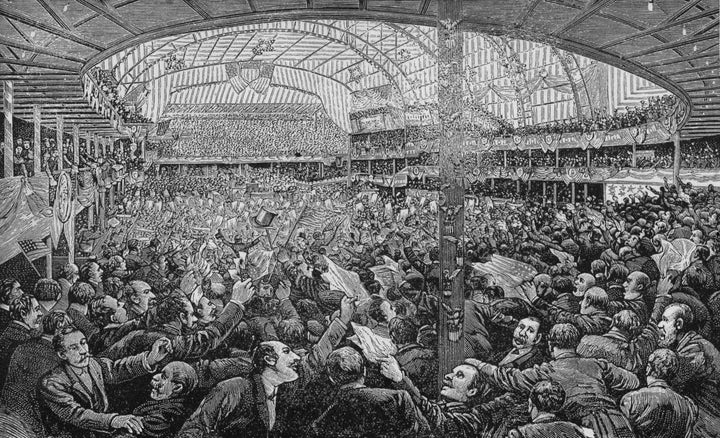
472;255;537;301
322;255;369;301
18;239;51;261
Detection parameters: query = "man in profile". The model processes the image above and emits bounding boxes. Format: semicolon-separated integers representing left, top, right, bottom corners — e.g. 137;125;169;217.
39;326;172;438
311;347;429;437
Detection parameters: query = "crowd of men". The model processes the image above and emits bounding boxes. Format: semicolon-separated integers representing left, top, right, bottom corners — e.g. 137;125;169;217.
3;158;720;438
158;116;347;159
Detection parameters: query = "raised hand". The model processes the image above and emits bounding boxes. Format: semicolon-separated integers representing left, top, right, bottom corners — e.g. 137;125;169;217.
231;278;256;304
147;337;173;366
275;280;291;301
339;295;358;325
657;275;674;297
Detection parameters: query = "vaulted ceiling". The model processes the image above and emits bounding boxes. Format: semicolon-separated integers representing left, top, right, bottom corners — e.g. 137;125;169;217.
0;0;717;137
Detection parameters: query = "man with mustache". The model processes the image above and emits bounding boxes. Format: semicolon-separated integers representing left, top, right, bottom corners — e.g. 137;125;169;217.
121;361;199;438
178;295;357;438
657;302;720;438
39;327;172;438
379;354;494;438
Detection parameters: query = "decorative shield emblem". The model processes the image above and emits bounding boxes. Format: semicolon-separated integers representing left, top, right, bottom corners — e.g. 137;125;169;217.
513;135;523;146
590;131;606;149
54;172;73;223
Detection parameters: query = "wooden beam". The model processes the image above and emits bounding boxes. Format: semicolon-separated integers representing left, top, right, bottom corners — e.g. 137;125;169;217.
553;0;618;36
645;51;718;68
0;58;79;72
74;0;142;36
418;0;432;14
0;5;105;51
35;0;76;31
180;0;212;18
626;33;718;59
515;0;543;27
0;36;85;64
665;63;718;76
247;0;257;12
661;0;704;24
599;9;718;49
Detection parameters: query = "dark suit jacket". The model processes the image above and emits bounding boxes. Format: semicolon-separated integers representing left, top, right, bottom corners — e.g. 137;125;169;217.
51;278;72;312
0;321;37;392
0;336;61;437
396;343;438;399
116;397;194;438
393;373;491;438
508;414;586;438
38;353;152;438
310;386;429;438
0;307;12;333
578;326;659;374
620;380;698;438
178;317;349;438
66;307;100;340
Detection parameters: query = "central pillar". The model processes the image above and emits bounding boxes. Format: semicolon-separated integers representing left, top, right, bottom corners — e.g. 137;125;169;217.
672;132;681;189
3;81;13;178
437;0;465;388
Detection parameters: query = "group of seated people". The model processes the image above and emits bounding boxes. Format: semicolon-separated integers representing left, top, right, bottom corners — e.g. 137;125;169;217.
159;116;347;159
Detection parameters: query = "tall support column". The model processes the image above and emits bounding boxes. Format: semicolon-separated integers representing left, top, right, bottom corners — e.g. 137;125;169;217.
543;181;547;204
673;132;681;188
73;125;80;167
85;132;92;155
140;139;146;160
33;105;41;176
571;182;576;204
56;115;64;172
3;80;13;178
631;144;637;167
437;0;465;390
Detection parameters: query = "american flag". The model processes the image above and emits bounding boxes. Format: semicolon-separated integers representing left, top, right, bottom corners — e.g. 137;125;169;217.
18;239;51;261
472;255;537;301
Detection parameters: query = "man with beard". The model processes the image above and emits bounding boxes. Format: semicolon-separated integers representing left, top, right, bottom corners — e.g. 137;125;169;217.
379;355;493;438
0;294;43;392
119;361;199;438
657;302;720;438
126;281;157;321
177;295;356;438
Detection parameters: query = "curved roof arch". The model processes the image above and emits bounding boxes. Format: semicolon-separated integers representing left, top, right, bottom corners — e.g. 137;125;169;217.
1;1;715;136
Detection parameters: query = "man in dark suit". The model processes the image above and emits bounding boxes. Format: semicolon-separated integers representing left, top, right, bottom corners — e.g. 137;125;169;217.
1;310;70;437
38;326;172;438
578;309;659;374
0;294;43;392
0;278;24;333
508;380;586;438
177;295;356;438
657;302;720;438
117;361;199;438
467;323;639;438
379;354;493;438
53;263;78;312
311;346;429;437
390;316;437;399
620;348;698;438
65;282;100;340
